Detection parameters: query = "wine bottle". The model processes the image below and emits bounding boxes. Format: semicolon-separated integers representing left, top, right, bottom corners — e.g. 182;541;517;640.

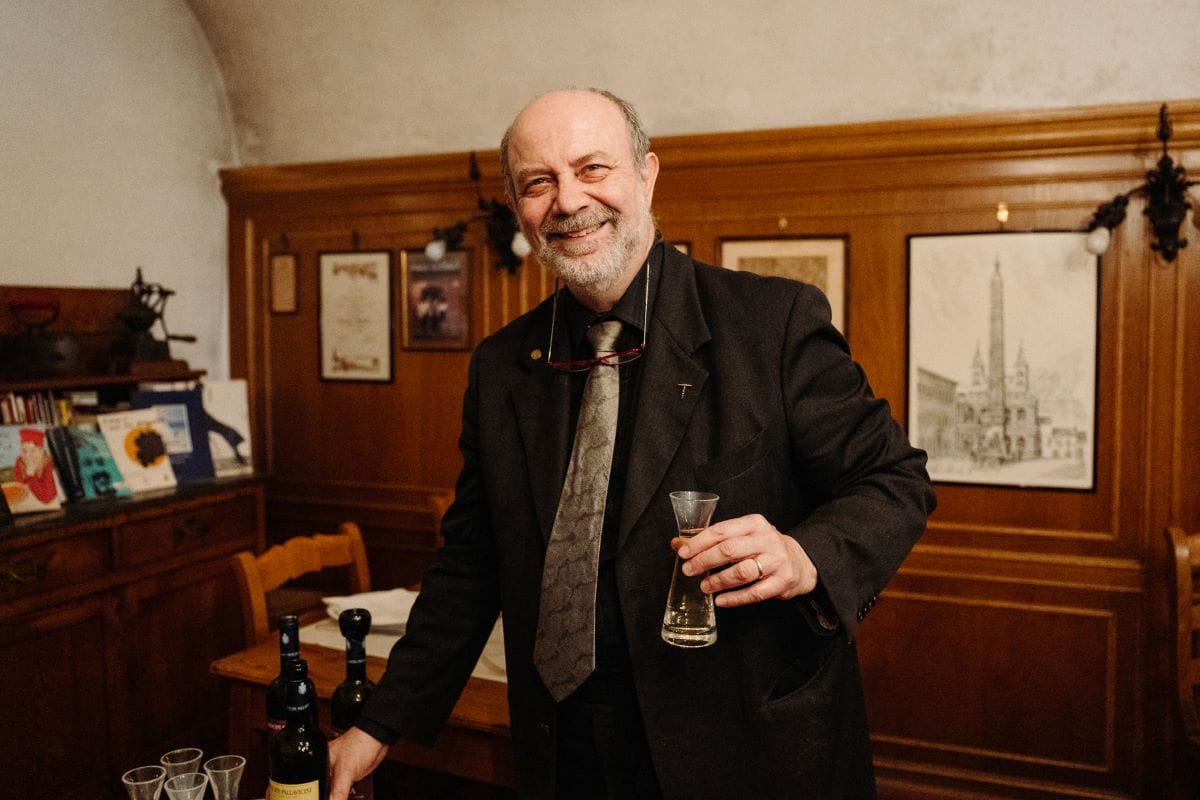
266;615;302;733
331;608;375;800
268;658;328;800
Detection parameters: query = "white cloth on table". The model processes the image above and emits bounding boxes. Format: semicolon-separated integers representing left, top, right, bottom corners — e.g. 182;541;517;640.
317;588;506;681
322;587;420;630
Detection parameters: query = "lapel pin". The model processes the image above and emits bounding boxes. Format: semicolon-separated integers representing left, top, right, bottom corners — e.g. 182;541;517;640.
678;383;693;399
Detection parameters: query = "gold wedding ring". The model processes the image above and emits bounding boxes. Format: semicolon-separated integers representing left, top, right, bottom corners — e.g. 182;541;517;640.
752;557;765;582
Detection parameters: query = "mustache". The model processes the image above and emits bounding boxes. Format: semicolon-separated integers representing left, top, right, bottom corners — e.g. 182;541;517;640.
539;208;619;237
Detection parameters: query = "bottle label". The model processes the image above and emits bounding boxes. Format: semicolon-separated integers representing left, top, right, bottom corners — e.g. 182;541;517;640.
268;778;320;799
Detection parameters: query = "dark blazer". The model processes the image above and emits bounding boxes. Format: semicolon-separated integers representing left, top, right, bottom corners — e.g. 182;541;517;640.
360;244;936;799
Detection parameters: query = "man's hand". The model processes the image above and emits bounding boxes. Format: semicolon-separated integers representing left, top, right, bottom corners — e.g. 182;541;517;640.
328;727;389;800
674;513;818;607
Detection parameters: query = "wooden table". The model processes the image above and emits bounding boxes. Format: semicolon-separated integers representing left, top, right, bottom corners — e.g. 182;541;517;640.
210;636;514;792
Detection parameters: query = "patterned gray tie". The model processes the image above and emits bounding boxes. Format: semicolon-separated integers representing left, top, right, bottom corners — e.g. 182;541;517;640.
534;319;624;702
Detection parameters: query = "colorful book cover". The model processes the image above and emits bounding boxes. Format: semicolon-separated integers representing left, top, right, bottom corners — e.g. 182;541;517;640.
0;424;64;514
71;428;132;500
95;409;177;493
46;425;85;502
130;387;216;484
200;379;254;477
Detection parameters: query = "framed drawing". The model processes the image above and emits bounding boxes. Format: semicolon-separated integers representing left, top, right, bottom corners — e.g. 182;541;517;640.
401;249;471;350
720;237;846;332
907;231;1098;490
318;250;393;382
270;252;297;314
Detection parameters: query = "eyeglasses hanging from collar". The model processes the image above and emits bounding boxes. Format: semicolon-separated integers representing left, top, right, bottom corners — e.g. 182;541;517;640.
545;264;650;373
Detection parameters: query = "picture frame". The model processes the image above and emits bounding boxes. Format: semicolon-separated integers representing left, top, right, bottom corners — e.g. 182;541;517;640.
269;252;298;314
906;230;1098;490
401;249;471;350
720;236;847;333
318;250;394;382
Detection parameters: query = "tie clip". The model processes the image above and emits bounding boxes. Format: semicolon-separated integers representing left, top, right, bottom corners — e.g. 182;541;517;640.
678;383;693;399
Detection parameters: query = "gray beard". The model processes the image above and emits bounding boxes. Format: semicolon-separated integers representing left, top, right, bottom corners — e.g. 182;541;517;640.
535;206;651;297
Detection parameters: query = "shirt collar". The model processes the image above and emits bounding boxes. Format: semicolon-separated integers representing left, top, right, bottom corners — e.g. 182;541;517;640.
560;240;664;354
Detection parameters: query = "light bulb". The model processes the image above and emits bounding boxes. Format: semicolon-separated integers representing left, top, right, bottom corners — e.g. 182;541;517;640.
424;238;447;261
1084;226;1111;256
510;231;532;258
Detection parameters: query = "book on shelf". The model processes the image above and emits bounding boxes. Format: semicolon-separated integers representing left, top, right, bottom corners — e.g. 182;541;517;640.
200;379;254;477
95;408;177;493
46;426;85;502
130;386;215;485
1;390;69;427
0;424;64;514
0;479;13;528
46;426;132;502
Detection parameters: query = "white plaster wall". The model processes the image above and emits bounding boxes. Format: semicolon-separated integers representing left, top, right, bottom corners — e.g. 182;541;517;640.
189;0;1200;165
0;0;237;377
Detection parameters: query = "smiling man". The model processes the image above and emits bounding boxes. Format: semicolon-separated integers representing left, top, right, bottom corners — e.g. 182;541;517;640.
330;88;935;800
500;89;658;311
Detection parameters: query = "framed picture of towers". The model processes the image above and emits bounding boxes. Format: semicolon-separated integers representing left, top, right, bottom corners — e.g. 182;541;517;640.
906;231;1098;490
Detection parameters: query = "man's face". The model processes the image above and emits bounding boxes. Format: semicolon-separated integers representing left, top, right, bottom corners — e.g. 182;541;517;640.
505;91;659;303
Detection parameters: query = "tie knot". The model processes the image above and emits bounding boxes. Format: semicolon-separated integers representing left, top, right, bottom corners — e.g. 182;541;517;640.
586;320;623;354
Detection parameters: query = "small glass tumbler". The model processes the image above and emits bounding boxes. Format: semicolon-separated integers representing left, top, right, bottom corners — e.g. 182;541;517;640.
163;772;209;800
204;754;246;800
159;747;203;779
661;490;720;647
121;765;166;800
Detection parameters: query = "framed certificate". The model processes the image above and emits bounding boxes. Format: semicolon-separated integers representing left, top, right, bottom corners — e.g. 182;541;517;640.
318;250;394;382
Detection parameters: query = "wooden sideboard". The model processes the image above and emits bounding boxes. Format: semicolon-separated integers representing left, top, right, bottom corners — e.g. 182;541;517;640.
0;476;265;800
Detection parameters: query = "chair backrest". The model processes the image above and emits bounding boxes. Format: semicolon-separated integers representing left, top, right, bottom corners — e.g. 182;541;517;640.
231;521;371;646
1168;525;1200;746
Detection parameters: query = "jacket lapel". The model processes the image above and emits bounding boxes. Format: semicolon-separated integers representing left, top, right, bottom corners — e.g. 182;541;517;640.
512;299;573;543
619;247;711;546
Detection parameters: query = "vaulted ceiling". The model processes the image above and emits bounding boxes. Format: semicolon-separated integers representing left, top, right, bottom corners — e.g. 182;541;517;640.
185;0;1200;167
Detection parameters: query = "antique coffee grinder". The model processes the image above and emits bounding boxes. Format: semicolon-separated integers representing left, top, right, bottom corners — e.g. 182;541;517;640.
110;268;196;372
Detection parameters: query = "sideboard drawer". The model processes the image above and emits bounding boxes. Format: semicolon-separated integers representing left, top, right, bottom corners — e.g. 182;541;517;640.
118;492;259;566
0;530;111;604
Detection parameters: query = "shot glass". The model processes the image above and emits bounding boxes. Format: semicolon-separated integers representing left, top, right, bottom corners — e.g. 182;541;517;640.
661;490;720;647
159;747;203;779
121;765;166;800
163;772;209;800
203;754;246;800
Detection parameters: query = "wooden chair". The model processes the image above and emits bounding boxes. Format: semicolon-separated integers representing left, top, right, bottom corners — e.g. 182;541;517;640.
231;521;371;646
1168;526;1200;758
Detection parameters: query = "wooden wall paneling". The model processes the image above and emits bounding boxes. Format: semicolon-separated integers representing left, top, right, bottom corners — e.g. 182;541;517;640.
865;575;1142;796
266;478;451;589
222;101;1200;799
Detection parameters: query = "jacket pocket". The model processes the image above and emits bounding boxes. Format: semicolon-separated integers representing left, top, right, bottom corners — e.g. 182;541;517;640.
694;427;767;489
766;634;838;702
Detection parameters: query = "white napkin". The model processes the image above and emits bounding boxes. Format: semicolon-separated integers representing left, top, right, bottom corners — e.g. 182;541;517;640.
323;587;420;630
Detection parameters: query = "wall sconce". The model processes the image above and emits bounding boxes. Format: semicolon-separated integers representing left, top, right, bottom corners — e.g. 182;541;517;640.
425;151;531;273
1085;103;1196;262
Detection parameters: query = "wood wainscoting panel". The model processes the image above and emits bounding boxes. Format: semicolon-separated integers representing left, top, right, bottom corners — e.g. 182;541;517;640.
861;553;1143;798
267;478;453;588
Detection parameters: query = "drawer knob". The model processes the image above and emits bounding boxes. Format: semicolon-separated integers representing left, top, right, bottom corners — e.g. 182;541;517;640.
173;518;210;545
0;557;48;591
